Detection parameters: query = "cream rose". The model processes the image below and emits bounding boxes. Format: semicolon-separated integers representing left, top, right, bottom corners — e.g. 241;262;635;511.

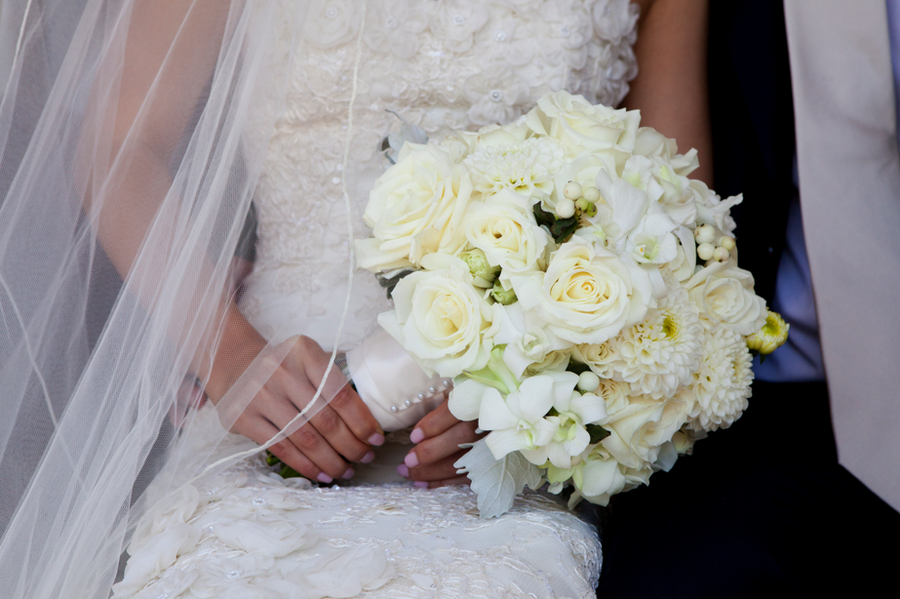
378;254;500;378
462;189;549;274
356;143;472;272
512;237;653;345
525;90;640;157
599;393;691;470
685;263;767;335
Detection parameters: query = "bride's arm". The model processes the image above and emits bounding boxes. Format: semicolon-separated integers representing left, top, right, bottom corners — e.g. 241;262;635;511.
625;0;713;186
93;0;383;482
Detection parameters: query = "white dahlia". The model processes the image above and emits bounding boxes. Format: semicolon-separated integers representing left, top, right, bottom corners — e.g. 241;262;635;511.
690;325;754;431
464;137;567;199
611;285;702;399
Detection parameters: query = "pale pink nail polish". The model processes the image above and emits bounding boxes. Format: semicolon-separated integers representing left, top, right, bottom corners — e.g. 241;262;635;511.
414;481;428;489
341;467;355;479
397;464;409;477
360;450;375;464
368;433;385;446
410;428;425;444
316;473;333;483
404;452;419;469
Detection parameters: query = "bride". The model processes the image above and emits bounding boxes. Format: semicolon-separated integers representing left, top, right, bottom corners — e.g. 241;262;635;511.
0;0;710;597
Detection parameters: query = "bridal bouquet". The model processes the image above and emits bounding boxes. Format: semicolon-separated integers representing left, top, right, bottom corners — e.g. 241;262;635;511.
356;91;788;518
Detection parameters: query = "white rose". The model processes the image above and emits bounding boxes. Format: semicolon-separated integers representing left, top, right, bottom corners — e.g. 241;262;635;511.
356;144;472;272
685;263;767;335
463;189;549;274
378;254;500;378
599;393;690;470
512;237;653;345
526;90;640;157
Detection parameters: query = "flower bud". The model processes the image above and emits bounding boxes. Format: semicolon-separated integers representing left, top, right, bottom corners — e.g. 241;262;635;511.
697;242;715;261
460;248;499;289
582;186;601;203
556;198;576;219
695;224;715;245
491;279;518;305
746;310;790;355
577;371;601;393
563;181;583;200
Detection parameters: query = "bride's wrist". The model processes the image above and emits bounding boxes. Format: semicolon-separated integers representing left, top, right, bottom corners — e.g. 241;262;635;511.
201;301;267;403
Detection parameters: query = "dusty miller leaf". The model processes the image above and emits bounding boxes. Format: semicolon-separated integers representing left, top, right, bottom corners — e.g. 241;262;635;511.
454;439;542;519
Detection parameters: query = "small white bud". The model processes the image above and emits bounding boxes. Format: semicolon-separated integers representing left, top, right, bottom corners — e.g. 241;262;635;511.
582;186;601;203
719;236;736;251
714;246;730;262
697;242;715;261
577;371;601;393
563;181;583;200
556;198;576;219
695;224;716;245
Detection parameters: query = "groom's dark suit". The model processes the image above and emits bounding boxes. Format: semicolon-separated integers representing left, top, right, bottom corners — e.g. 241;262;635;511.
597;2;900;595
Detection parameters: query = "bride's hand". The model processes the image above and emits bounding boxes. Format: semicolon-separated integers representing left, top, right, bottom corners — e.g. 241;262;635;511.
207;304;385;483
398;399;484;488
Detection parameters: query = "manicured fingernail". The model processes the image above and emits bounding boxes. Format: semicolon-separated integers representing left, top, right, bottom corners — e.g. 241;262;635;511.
404;452;419;469
316;473;333;483
360;450;375;464
341;467;355;479
397;464;409;477
368;433;385;446
410;428;425;444
414;481;428;489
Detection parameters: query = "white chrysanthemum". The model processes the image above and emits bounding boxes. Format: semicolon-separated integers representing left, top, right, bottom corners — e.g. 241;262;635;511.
690;325;754;431
464;137;566;199
611;285;702;399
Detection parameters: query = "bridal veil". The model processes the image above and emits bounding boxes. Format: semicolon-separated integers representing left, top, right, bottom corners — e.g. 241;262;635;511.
0;1;367;596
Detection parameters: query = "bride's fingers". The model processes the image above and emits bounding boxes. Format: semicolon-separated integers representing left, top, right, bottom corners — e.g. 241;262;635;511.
327;383;385;447
266;399;353;481
401;450;467;482
410;399;461;444
404;420;482;470
307;403;373;464
236;417;325;482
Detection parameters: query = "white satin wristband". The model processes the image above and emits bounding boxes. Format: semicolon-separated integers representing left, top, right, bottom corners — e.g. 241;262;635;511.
344;328;450;432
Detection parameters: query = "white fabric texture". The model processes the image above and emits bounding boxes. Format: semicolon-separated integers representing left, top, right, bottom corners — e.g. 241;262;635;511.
0;0;637;597
114;1;638;597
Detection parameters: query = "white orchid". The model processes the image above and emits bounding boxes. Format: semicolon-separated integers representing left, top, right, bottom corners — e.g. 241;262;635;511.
478;372;579;462
521;386;608;469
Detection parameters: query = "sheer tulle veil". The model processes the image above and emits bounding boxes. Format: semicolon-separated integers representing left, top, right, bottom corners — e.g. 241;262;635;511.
0;1;365;596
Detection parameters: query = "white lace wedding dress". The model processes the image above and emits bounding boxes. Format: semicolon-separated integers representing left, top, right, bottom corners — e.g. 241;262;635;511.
114;2;638;598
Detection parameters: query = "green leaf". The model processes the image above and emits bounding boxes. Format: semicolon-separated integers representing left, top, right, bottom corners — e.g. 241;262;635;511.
454;439;543;519
586;424;611;445
533;202;579;244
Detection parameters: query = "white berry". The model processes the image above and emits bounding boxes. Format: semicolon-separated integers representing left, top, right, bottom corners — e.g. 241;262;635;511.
714;246;730;262
577;371;601;393
563;181;583;200
719;236;736;251
697;242;715;261
556;198;576;219
695;224;716;245
582;186;601;203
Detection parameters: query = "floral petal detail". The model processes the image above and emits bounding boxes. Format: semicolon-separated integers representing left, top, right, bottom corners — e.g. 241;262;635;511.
448;379;491;421
484;429;531;460
570;393;607;424
478;388;518;431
